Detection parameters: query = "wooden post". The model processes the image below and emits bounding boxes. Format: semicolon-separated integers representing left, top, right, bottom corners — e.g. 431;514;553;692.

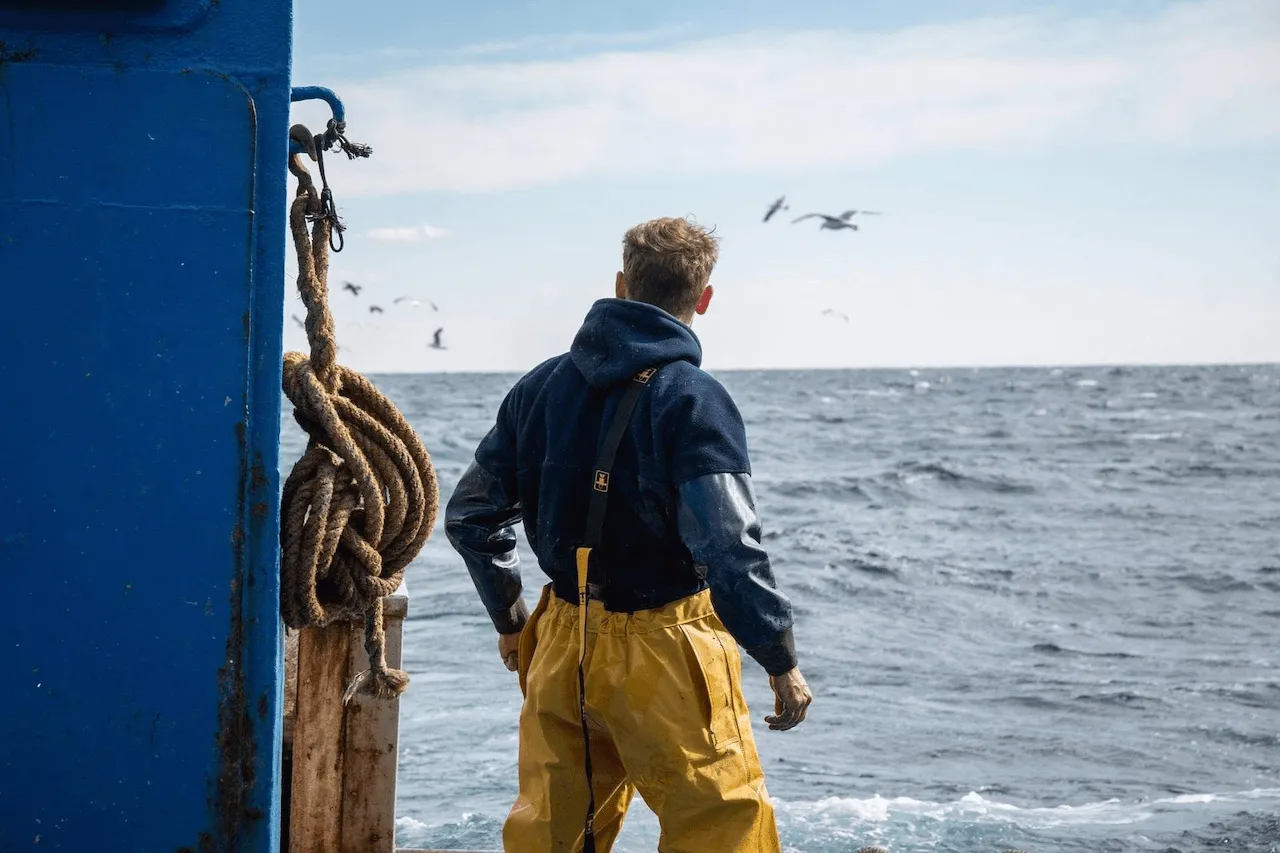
284;584;409;853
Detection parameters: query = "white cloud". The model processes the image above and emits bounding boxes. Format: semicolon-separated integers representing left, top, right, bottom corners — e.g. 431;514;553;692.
366;223;449;242
330;0;1280;196
310;28;689;66
443;26;692;59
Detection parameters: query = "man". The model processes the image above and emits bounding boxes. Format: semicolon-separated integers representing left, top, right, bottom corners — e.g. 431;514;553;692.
445;216;812;853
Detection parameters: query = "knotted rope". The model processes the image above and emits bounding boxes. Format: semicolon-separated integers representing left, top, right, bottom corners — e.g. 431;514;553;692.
280;126;438;702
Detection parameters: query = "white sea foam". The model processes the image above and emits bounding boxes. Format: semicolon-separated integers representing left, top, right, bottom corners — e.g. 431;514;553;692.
770;787;1280;830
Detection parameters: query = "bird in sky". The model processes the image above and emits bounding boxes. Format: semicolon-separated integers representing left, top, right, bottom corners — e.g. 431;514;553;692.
763;195;789;223
822;308;850;322
368;304;384;314
792;213;859;231
394;297;440;311
793;209;882;231
429;327;447;350
342;281;362;296
291;314;305;329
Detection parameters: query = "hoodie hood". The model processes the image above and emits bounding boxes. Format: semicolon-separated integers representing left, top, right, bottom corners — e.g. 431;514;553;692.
570;298;703;388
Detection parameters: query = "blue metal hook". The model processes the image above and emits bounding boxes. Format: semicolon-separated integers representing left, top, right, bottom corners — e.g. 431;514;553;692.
291;86;346;122
288;86;347;155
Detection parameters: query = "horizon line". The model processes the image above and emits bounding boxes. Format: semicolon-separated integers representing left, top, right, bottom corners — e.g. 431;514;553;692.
353;358;1279;377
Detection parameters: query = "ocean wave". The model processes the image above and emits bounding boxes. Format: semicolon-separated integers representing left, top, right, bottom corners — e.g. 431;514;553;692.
893;462;1036;495
763;463;1038;503
395;812;501;851
767;477;876;503
1031;643;1139;659
1184;725;1280;748
1129;431;1184;442
1072;690;1166;708
1169;681;1280;708
394;789;1280;853
833;556;902;580
788;553;907;597
1170;571;1257;594
1171;462;1280;479
771;787;1280;830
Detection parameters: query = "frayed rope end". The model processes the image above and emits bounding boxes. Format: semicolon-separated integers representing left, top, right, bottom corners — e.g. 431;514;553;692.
342;667;410;705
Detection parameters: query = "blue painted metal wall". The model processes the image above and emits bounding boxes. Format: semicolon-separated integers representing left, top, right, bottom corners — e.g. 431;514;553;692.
0;2;291;850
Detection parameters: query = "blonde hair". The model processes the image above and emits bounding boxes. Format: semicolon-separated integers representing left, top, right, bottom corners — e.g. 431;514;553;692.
621;216;720;319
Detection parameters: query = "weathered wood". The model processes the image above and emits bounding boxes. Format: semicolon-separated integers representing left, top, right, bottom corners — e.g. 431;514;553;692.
286;584;409;853
281;627;300;853
289;619;356;852
341;595;408;853
284;627;299;745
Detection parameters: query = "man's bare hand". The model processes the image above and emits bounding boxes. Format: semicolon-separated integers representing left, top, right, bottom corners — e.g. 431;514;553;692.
498;631;521;672
765;667;812;731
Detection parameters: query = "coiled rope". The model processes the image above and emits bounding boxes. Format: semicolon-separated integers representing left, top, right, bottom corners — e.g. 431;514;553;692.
280;124;438;702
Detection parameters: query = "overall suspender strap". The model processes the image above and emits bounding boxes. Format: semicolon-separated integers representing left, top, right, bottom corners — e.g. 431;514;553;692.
573;365;659;853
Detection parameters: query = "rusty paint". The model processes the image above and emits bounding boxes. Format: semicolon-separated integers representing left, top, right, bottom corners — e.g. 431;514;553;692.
0;40;37;65
251;502;267;519
257;692;269;721
204;418;256;851
242;310;251;341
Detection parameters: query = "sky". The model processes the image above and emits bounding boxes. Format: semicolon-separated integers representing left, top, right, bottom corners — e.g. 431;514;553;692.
286;0;1280;373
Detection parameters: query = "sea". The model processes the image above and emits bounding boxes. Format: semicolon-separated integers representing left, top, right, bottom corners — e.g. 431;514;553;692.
280;363;1280;853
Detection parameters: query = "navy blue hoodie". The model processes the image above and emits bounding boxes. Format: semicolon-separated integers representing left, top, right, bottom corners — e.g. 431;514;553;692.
444;298;796;675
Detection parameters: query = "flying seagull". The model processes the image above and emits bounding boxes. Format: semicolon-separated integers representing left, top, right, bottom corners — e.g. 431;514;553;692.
822;308;850;322
429;327;447;350
291;314;305;329
763;195;789;223
342;281;362;296
793;208;882;232
393;297;440;311
793;213;858;232
368;304;384;314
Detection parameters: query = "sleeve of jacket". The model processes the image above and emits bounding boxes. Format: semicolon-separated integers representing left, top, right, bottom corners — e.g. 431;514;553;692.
667;377;798;676
444;389;529;635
